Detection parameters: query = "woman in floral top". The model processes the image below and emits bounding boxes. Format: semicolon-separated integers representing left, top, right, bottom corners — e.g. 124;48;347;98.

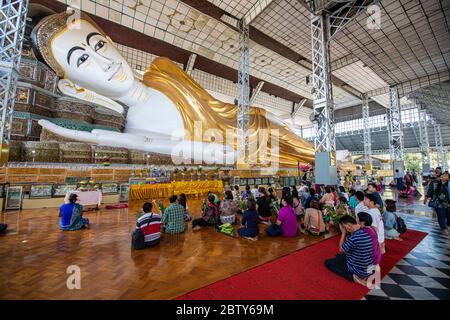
192;194;218;231
220;190;239;224
425;172;450;235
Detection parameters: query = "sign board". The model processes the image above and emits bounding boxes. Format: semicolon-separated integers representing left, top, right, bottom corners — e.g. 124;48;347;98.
65;176;91;184
5;186;23;210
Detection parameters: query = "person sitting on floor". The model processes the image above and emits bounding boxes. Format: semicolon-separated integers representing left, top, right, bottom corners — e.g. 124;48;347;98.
303;200;326;235
354;191;369;215
207;191;219;205
177;193;192;222
268;187;277;203
251;185;260;199
241;185;252;200
220;190;239;224
321;186;336;206
161;195;186;234
232;185;241;202
136;202;162;247
59;193;89;231
238;199;259;241
257;187;272;224
383;199;402;241
192;194;218;231
303;187;318;209
266;195;298;237
325;215;376;286
364;193;385;254
356;212;382;268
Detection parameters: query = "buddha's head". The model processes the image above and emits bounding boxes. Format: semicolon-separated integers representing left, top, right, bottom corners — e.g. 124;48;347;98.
32;10;134;98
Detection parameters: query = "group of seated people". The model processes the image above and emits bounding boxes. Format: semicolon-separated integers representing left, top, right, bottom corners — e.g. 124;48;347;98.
59;181;405;286
325;183;406;286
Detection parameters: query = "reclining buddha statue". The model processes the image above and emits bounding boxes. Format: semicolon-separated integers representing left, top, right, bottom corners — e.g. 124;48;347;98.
31;10;314;167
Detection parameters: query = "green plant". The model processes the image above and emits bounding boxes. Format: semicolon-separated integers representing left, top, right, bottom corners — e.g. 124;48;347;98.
270;200;279;215
239;200;248;211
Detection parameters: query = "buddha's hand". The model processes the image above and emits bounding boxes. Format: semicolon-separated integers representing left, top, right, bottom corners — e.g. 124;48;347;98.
38;120;237;164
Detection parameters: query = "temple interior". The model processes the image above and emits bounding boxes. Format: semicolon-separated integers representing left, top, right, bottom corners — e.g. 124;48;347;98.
0;0;449;302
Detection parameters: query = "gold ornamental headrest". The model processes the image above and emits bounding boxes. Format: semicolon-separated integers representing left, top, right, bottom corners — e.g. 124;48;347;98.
31;9;106;77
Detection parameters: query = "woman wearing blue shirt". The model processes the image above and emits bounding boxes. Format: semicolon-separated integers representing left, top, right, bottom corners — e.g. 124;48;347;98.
59;194;90;231
383;199;401;240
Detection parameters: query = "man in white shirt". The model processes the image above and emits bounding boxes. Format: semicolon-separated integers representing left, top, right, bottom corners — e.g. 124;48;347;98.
354;191;369;215
364;193;385;254
251;185;259;199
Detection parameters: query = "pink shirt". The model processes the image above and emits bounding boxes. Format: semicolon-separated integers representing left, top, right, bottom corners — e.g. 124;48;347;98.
278;205;298;237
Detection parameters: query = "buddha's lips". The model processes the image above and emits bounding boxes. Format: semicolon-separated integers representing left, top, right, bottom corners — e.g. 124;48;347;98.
108;62;123;81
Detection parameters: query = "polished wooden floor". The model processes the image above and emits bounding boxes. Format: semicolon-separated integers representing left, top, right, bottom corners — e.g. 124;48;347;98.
0;199;336;299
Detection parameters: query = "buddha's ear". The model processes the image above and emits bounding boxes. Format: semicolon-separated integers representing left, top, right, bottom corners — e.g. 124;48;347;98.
57;79;124;114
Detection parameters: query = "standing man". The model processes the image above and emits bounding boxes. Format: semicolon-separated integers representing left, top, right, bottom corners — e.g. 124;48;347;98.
424;170;450;235
395;169;404;191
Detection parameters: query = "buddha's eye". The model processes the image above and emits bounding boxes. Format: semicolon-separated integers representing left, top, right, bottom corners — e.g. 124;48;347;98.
94;40;105;52
77;53;90;67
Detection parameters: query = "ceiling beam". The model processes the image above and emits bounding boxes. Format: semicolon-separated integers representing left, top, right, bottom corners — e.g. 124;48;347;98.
331;53;359;70
184;53;197;76
366;71;450;98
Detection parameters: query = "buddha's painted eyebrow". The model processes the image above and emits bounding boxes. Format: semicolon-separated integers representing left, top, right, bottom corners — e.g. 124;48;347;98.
67;46;85;65
87;32;102;46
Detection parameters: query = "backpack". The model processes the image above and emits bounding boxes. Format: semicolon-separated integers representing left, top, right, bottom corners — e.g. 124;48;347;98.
395;214;407;234
0;224;7;234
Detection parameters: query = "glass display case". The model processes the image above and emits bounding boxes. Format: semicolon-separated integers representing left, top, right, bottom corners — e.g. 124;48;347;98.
53;184;77;197
119;183;129;202
5;186;23;210
30;184;53;198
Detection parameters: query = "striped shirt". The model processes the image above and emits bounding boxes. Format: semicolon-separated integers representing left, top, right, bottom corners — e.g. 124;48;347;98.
342;229;375;279
136;212;161;246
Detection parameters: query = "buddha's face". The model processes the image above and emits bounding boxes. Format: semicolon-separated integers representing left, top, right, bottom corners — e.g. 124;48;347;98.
51;19;134;98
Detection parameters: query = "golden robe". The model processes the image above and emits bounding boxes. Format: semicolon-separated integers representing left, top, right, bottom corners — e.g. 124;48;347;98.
143;57;314;168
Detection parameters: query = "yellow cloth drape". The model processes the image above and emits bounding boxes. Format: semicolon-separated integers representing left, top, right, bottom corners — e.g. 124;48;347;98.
129;181;224;200
143;57;315;168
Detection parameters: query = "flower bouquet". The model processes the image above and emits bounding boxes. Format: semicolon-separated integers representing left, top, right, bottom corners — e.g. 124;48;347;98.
270;200;280;216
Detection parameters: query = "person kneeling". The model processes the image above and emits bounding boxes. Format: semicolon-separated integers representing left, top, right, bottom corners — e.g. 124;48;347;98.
192;194;218;231
303;200;326;235
266;195;298;237
59;193;89;231
238;199;259;241
325;215;376;286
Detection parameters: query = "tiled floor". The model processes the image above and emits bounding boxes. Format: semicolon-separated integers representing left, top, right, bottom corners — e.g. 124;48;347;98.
364;189;450;300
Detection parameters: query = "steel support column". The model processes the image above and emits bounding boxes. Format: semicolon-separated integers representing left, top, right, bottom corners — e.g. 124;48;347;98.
418;107;431;173
434;123;446;170
0;0;28;164
388;86;404;171
362;93;372;170
311;14;336;184
237;18;250;166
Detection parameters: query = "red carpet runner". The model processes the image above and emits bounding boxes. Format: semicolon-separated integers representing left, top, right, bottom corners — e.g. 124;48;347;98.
176;229;427;300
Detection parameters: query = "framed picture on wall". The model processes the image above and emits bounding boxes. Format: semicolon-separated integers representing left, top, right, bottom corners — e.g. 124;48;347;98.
30;184;53;198
53;184;77;197
101;183;119;194
5;186;23;210
248;178;255;186
119;183;129;202
239;178;247;186
255;178;262;185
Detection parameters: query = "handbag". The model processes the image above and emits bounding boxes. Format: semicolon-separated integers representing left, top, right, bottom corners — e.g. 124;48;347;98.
428;198;439;209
